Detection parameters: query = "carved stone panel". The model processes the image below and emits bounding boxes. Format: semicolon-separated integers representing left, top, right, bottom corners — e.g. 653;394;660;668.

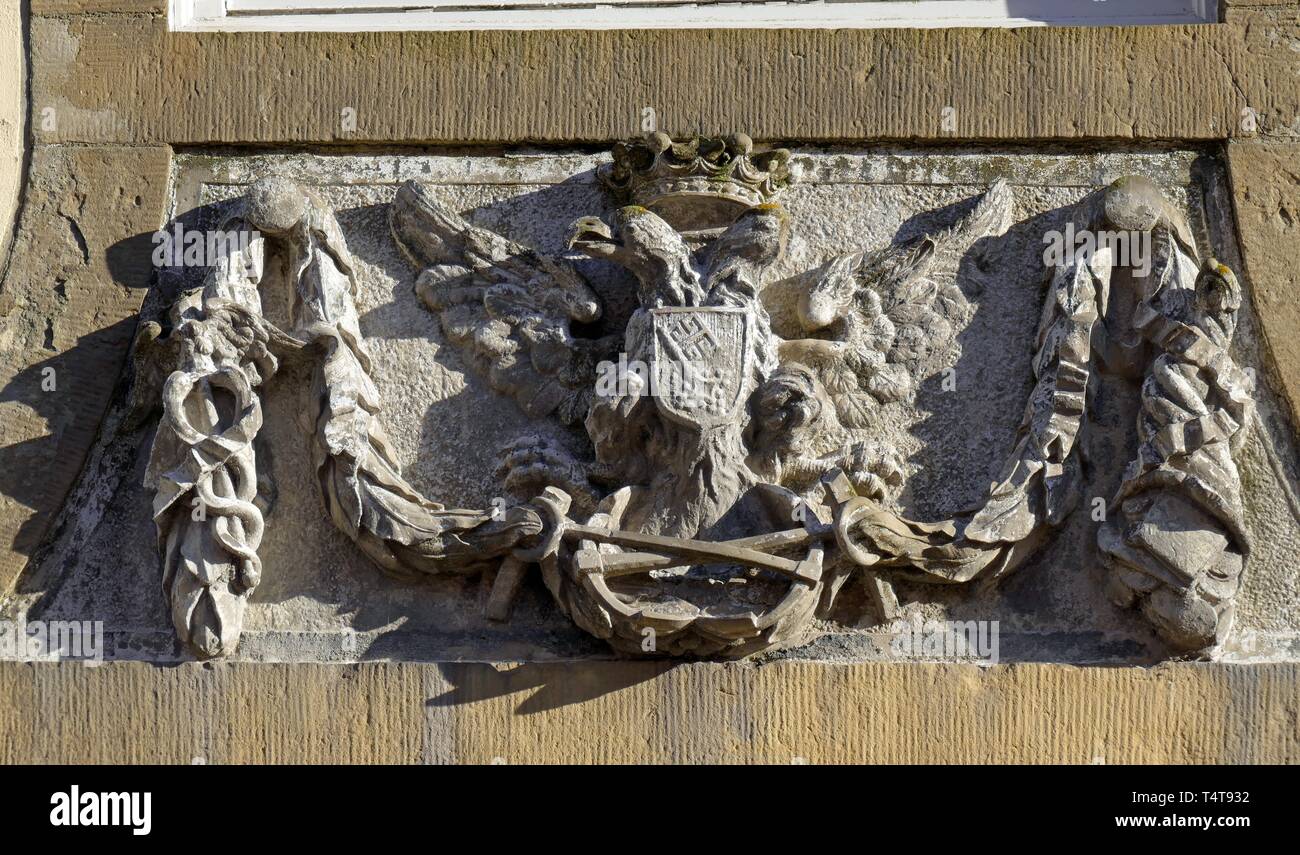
17;140;1300;666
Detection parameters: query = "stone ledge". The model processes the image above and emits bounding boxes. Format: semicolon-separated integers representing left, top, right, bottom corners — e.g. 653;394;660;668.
0;660;1295;763
24;14;1300;145
30;0;164;13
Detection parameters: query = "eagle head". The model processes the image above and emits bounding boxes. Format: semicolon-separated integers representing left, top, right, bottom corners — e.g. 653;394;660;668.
568;206;703;307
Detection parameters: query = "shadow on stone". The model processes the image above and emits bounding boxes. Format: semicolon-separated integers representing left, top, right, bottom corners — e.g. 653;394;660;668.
426;660;678;715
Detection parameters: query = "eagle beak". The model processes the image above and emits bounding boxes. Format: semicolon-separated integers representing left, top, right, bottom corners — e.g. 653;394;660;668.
568;216;619;258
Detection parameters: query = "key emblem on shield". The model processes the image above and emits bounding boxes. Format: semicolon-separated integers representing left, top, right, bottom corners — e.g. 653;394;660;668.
650;307;753;430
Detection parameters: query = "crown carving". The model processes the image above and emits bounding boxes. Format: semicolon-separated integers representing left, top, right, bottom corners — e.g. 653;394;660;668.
599;133;792;232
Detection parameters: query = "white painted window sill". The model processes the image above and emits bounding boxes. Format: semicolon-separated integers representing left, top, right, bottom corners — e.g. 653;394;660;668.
170;0;1218;33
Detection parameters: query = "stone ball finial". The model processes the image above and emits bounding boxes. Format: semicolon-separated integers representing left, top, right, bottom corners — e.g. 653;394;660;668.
1102;175;1166;231
244;177;309;235
645;131;673;155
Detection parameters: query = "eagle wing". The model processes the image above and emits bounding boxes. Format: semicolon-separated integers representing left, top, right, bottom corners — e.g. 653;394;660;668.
781;180;1013;427
389;180;619;426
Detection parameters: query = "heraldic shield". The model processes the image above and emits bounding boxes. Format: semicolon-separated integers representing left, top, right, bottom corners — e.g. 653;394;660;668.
650;306;753;431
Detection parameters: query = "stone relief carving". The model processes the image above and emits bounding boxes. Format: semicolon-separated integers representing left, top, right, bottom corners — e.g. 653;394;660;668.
129;208;283;658
1093;178;1256;654
131;135;1256;661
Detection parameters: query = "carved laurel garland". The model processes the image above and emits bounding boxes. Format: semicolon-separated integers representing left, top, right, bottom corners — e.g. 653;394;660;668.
253;181;550;583
137;156;1254;661
831;244;1110;586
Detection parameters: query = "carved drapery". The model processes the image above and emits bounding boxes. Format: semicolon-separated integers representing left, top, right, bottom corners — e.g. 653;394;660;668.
1094;180;1255;653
